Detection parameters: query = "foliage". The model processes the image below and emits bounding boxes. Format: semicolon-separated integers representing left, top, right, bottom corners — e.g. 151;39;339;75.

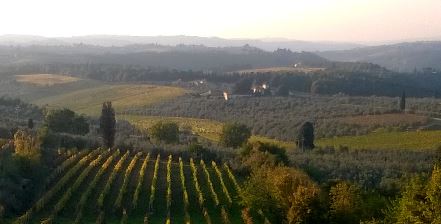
44;108;89;135
329;182;362;224
241;141;289;167
390;164;441;223
100;102;116;149
220;122;251;148
241;166;320;223
13;129;40;159
150;121;179;144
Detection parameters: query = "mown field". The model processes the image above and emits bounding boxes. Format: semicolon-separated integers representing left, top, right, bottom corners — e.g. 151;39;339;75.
15;74;80;86
32;84;187;116
339;113;429;126
11;149;267;224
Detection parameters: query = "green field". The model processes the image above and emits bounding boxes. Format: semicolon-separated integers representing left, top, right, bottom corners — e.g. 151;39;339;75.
12;149;264;224
33;84;187;116
317;130;441;150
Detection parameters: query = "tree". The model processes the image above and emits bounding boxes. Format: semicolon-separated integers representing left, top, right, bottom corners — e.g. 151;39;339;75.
219;122;251;148
45;108;89;135
400;91;406;112
27;118;34;129
296;121;315;150
150;121;179;144
13;129;40;158
100;102;116;149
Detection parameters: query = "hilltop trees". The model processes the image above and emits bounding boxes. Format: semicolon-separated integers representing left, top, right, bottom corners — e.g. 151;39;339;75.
220;122;251;148
296;121;315;150
100;102;116;149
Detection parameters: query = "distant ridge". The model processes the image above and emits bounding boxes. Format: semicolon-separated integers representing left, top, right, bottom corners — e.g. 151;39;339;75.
0;34;363;52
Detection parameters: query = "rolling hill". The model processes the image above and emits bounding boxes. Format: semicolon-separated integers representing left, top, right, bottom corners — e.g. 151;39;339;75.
318;41;441;72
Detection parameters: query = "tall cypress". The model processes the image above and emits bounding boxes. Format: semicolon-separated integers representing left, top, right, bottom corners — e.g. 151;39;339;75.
296;121;315;151
400;91;406;112
100;101;116;149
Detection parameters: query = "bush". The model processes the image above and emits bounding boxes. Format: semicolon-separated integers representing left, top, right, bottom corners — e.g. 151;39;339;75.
241;141;289;166
150;121;179;144
219;122;251;148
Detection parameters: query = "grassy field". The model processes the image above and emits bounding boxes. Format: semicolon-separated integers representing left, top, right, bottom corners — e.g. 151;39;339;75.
317;130;441;150
126;115;223;142
33;84;187;116
11;150;258;224
15;74;80;86
339;113;429;126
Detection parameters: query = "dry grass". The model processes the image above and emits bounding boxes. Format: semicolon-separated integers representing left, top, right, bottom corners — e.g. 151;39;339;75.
339;113;429;126
15;74;80;86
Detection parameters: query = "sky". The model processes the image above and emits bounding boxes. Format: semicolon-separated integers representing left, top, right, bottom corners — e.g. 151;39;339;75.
1;0;440;42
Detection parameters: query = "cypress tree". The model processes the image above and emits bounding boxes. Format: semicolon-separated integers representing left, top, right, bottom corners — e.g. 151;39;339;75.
296;121;315;151
400;91;406;112
100;101;116;149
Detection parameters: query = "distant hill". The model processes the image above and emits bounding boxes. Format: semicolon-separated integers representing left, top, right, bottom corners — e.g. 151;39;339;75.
0;44;329;71
0;34;363;52
318;41;441;72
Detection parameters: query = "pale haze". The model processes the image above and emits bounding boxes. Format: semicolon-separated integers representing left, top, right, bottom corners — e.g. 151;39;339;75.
1;0;440;42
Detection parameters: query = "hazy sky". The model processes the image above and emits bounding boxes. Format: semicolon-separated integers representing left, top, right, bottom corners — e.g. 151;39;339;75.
1;0;440;42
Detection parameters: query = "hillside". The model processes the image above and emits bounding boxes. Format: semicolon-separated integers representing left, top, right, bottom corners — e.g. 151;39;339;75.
318;41;441;72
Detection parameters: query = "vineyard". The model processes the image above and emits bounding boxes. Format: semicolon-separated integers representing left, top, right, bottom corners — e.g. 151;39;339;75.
12;149;266;224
